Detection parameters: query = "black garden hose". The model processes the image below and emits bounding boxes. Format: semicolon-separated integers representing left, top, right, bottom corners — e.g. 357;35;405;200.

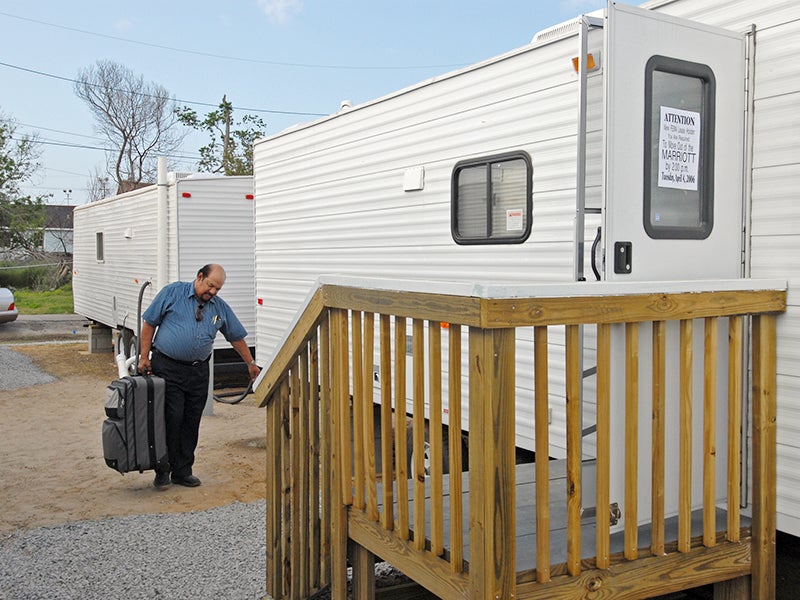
213;381;253;405
135;280;152;372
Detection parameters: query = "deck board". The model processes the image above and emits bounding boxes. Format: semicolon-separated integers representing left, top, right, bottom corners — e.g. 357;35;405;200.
373;459;749;572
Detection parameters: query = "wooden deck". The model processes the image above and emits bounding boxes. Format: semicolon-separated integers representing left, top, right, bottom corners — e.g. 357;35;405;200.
390;459;750;572
257;279;785;599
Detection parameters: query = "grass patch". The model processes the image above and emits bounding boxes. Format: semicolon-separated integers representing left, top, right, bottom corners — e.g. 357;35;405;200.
13;284;74;314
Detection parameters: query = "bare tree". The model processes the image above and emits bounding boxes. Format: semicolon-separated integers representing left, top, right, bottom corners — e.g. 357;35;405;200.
74;61;184;194
42;205;74;255
86;165;114;202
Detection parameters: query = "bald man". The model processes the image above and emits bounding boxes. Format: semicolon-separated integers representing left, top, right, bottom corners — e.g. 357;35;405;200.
138;263;260;489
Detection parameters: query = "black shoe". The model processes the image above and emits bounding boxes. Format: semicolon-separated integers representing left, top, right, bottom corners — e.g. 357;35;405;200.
171;474;201;487
154;471;171;489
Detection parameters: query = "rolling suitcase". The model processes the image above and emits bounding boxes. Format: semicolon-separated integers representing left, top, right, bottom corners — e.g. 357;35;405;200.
102;375;169;474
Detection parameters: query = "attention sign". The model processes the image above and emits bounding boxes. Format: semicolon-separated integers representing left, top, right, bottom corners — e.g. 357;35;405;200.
658;106;700;191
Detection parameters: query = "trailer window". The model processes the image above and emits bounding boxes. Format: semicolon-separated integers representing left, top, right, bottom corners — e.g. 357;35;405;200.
451;152;532;244
95;232;104;262
644;55;715;239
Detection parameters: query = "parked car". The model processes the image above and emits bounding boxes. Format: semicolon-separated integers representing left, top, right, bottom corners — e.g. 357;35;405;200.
0;287;19;324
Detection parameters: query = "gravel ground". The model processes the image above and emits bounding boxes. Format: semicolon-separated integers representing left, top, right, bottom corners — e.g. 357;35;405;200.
0;345;56;390
0;341;270;599
4;322;796;599
0;342;409;599
0;501;267;600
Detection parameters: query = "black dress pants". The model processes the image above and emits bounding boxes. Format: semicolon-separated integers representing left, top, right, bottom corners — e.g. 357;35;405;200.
150;351;210;478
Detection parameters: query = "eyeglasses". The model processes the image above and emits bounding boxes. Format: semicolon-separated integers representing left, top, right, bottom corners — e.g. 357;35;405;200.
195;303;205;321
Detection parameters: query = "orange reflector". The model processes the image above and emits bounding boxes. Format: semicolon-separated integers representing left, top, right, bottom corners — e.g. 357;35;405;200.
182;192;191;198
245;194;254;200
571;53;597;72
440;322;450;329
134;278;139;283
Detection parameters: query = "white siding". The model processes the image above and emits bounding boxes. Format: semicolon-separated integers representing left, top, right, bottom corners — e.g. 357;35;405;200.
176;176;256;346
253;28;606;457
72;175;255;350
646;0;800;535
254;28;603;360
253;0;799;530
72;186;161;332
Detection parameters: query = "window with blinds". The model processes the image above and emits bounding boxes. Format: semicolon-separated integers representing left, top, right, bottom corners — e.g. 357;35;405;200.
451;152;532;245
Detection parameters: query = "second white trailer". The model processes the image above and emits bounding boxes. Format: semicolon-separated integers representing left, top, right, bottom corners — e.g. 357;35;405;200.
73;171;256;378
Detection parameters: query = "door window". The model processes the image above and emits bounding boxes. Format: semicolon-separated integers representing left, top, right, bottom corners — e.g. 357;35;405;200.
644;56;715;239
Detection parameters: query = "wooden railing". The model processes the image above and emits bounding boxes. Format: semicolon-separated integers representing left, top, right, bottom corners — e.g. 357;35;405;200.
256;279;786;599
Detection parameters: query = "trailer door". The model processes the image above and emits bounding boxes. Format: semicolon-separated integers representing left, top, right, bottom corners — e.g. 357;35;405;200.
602;2;745;281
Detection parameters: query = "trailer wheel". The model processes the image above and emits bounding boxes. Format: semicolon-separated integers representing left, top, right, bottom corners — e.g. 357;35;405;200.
406;422;451;478
115;328;132;357
128;336;139;374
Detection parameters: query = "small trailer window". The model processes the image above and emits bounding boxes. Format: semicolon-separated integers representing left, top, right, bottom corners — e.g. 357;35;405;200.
451;152;532;244
95;231;104;262
644;55;715;239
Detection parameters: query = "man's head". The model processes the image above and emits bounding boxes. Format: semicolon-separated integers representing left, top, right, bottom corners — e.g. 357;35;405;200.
194;264;226;302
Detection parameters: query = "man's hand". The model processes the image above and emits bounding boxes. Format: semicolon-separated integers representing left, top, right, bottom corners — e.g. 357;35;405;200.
247;362;261;382
138;357;152;376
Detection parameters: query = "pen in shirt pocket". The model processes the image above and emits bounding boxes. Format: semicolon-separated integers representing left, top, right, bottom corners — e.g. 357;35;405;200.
212;315;219;325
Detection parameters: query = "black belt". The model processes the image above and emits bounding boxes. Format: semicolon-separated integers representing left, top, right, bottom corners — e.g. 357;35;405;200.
153;348;210;367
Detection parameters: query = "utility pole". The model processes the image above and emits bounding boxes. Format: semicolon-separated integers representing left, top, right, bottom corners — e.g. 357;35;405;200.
222;94;232;175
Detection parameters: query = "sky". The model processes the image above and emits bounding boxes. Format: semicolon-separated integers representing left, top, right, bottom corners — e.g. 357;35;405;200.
0;0;628;206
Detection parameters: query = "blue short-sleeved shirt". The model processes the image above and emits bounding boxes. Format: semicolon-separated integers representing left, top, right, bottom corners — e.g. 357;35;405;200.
142;281;248;362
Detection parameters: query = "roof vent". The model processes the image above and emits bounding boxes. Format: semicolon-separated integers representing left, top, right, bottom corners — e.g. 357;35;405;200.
532;17;581;44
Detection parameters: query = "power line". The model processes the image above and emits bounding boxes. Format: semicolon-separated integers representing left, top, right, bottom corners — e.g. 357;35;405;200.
10;135;107;152
0;60;328;117
0;10;466;71
41;167;89;177
17;121;105;142
30;185;90;192
10;135;202;161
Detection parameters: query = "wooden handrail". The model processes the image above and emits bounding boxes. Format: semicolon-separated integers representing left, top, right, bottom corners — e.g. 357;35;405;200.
260;279;785;600
258;281;785;406
256;287;326;406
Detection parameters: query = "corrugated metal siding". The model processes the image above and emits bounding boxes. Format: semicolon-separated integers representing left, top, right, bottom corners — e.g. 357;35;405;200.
254;31;600;351
72;187;161;330
176;176;256;346
73;176;255;351
751;165;800;237
647;0;800;534
253;30;602;457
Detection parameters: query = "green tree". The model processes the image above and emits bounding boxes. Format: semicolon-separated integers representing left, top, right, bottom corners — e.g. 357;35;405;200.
0;114;47;255
176;96;267;175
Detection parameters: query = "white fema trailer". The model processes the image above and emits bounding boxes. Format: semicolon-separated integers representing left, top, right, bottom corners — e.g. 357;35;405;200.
253;1;799;535
72;160;256;389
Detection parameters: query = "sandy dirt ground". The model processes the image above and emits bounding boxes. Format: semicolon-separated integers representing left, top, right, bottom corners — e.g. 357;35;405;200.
0;341;266;535
2;320;798;599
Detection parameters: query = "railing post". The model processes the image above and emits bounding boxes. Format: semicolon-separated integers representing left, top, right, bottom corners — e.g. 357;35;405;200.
330;308;350;598
751;314;777;600
265;382;286;598
469;326;516;599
